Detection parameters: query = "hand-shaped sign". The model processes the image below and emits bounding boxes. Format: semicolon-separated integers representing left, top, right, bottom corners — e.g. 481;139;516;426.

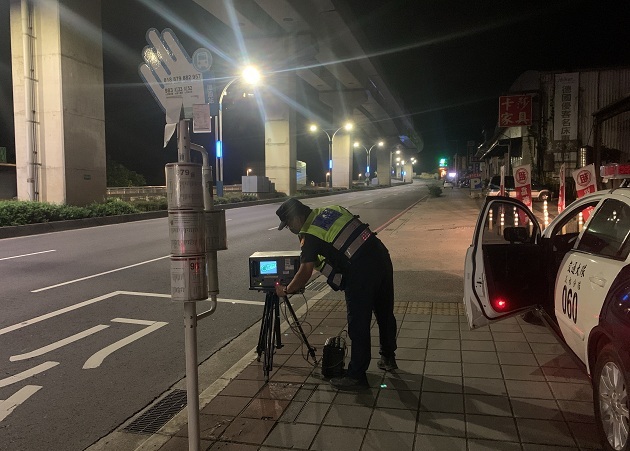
139;28;215;145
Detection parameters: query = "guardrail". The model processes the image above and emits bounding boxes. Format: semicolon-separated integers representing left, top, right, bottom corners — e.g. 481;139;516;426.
106;185;242;201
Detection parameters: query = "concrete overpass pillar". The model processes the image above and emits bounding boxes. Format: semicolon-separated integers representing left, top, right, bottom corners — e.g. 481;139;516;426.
377;148;392;186
319;90;367;189
264;73;297;196
10;0;106;205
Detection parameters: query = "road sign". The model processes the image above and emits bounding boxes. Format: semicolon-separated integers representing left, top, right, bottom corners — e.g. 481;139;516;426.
138;28;216;144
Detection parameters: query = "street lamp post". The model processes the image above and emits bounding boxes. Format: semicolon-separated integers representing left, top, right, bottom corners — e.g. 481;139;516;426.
309;122;353;188
354;140;384;178
217;66;260;193
246;168;252;176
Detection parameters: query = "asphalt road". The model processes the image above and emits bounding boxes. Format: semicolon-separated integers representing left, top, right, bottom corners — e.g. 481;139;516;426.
0;182;428;451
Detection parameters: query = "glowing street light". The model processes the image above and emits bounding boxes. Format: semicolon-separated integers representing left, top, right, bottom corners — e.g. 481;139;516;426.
246;168;252;176
354;140;384;177
390;148;402;177
217;65;261;191
309;122;353;188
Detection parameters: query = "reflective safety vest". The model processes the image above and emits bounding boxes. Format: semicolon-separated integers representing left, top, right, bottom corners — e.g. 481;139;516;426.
300;206;373;290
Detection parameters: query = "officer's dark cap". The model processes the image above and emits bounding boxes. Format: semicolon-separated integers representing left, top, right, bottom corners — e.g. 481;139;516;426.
276;198;311;230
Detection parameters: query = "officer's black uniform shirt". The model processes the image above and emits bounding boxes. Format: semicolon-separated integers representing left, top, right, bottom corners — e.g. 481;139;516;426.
298;233;350;274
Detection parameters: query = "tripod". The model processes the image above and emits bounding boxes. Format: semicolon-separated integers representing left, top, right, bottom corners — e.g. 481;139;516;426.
256;291;317;382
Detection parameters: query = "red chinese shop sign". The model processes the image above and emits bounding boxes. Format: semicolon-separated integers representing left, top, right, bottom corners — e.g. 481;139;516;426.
498;95;532;127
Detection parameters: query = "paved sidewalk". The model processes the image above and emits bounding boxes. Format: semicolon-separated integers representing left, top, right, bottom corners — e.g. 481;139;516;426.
107;187;600;450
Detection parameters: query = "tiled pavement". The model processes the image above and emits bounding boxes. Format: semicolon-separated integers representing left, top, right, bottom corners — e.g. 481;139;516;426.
138;187;601;450
152;297;599;451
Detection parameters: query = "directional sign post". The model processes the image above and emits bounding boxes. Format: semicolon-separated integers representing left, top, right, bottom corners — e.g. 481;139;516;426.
139;28;215;146
139;28;222;451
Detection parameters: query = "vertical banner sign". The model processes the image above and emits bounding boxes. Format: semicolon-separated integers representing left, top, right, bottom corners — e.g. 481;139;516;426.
558;163;566;213
513;164;532;208
498;95;533;127
554;73;579;141
572;164;597;198
500;165;505;197
573;164;597;221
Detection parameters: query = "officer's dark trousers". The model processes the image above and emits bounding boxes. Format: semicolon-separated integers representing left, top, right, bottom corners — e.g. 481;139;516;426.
343;238;397;381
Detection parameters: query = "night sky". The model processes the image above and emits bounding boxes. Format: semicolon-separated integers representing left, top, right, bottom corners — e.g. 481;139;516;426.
346;0;630;163
1;0;630;185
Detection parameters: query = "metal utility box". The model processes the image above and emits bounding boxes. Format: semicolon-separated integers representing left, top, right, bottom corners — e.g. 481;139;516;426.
249;251;301;291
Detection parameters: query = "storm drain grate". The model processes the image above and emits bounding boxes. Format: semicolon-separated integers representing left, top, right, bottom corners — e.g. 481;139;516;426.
123;389;187;435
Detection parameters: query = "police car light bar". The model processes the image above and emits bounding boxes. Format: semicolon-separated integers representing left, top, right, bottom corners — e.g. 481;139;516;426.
600;163;630;179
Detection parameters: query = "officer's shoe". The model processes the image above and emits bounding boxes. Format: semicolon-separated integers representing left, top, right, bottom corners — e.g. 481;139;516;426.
330;376;369;391
377;356;398;371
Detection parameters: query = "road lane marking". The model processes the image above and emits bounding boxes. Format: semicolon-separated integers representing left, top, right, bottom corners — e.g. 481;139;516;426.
0;250;56;261
0;362;59;388
83;319;168;369
31;255;170;293
111;318;157;326
267;227;277;230
0;385;42;422
0;292;121;336
364;200;373;204
0;291;264;337
118;291;265;305
9;325;110;361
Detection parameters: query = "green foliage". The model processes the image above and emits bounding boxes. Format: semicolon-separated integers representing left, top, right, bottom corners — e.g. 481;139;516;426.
0;201;90;226
0;199;140;226
106;157;147;187
0;192;281;227
428;184;443;197
132;197;168;211
85;198;139;217
214;193;259;205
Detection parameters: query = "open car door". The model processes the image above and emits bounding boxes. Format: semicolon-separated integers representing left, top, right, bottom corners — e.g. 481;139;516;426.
464;197;547;329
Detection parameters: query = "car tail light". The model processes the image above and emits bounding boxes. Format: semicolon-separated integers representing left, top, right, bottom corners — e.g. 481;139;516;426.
493;297;508;311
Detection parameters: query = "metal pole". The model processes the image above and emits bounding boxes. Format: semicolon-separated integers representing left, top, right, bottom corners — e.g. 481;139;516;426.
328;138;333;188
507;138;511;175
366;149;370;176
184;301;200;451
218;102;223;183
218;78;238;187
178;120;191;163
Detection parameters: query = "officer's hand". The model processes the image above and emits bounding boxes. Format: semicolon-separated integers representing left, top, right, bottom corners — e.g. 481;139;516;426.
275;284;287;298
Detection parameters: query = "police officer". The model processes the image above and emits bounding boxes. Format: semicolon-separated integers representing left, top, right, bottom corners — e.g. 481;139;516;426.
275;198;397;391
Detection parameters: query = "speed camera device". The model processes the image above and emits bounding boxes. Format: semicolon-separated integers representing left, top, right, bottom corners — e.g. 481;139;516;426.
249;251;301;291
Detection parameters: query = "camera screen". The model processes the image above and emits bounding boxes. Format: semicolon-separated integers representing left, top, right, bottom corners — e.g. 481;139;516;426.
259;260;277;275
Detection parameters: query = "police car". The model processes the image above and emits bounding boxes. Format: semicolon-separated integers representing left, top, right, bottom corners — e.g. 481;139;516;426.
464;165;630;451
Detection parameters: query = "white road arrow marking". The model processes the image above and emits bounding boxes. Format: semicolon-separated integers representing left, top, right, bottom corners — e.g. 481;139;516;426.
0;362;59;388
0;385;42;422
9;325;110;362
82;319;168;369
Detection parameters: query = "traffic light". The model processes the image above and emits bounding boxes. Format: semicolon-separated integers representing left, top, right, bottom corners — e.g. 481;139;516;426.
439;157;448;167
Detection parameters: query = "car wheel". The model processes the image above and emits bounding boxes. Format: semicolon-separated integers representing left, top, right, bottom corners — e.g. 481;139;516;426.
594;344;629;451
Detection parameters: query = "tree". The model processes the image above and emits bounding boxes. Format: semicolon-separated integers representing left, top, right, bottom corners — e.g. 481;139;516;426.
106;157;146;187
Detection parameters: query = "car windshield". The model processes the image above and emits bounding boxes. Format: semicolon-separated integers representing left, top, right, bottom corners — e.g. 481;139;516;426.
490;176;515;189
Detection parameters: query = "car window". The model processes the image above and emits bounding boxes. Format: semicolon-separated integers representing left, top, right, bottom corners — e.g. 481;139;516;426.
576;199;630;260
550;201;600;237
482;201;536;245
